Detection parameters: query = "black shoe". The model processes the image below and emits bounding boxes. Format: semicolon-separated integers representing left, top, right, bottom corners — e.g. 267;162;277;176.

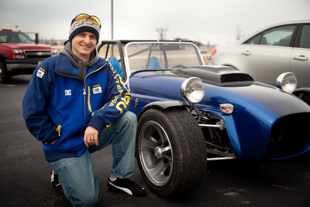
51;170;61;188
108;178;146;196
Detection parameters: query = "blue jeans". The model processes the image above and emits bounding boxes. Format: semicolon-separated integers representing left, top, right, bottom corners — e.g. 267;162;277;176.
48;111;137;207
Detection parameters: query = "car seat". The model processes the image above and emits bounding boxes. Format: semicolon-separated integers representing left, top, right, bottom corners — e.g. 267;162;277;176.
260;37;267;45
277;37;291;47
6;35;13;42
148;57;163;70
300;26;310;49
108;57;123;78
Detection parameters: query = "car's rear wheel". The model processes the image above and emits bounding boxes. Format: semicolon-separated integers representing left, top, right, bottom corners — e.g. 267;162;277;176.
136;108;207;198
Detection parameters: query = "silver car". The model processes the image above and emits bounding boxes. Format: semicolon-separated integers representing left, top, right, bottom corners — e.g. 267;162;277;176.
209;20;310;104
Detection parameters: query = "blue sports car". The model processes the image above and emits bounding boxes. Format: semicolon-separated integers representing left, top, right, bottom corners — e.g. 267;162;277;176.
98;40;310;198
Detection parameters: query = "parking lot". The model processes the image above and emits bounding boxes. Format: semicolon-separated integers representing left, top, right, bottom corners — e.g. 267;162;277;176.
1;75;310;207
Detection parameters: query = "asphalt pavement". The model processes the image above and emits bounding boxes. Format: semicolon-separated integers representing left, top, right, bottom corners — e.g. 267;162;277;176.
1;75;310;207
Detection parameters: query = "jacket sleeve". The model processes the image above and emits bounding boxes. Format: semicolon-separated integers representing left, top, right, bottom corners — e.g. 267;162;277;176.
22;59;59;144
88;61;132;132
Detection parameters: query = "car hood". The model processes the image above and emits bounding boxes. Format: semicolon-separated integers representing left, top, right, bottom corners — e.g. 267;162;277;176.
171;65;254;86
0;42;54;49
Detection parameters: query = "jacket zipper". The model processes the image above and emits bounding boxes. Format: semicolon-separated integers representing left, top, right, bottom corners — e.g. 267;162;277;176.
83;87;87;125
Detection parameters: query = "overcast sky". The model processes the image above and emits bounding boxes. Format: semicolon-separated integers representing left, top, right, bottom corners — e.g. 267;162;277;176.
1;0;310;45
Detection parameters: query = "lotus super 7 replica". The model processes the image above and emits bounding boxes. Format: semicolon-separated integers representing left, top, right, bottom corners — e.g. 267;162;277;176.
98;40;310;198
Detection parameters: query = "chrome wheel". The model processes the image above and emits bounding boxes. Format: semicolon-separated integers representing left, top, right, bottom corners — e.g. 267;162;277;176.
138;120;173;186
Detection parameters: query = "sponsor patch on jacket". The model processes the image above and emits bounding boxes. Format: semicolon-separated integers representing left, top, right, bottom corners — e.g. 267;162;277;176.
36;67;46;78
92;84;102;94
65;90;71;96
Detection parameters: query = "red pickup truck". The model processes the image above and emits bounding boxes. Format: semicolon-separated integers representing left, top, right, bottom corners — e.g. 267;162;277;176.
0;29;58;83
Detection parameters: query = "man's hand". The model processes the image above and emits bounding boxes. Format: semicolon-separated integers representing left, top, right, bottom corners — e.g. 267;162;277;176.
84;126;99;147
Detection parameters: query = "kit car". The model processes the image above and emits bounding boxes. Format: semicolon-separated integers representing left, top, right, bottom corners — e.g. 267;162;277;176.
98;40;310;198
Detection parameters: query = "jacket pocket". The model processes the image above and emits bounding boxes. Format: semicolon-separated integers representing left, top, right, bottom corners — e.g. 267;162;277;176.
44;125;61;145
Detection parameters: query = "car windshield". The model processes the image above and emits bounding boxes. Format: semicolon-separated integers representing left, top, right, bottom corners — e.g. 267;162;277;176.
0;31;34;43
124;42;204;73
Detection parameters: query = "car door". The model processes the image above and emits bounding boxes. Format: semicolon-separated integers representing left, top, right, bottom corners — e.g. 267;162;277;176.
236;25;297;86
290;24;310;88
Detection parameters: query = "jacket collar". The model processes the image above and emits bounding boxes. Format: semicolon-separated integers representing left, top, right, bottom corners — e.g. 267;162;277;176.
55;53;107;75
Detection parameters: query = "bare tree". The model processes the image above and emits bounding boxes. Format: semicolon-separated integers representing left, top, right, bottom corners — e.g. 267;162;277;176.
156;27;169;40
235;26;243;40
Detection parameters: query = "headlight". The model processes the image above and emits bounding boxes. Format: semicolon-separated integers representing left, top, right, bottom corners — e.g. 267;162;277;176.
276;72;297;93
12;49;25;59
51;49;58;54
12;49;24;53
180;77;205;104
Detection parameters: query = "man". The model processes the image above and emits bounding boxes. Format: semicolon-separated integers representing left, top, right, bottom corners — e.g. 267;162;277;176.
23;13;146;206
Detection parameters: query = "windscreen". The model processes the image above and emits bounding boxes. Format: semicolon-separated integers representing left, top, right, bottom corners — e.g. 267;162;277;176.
0;31;34;43
125;42;203;73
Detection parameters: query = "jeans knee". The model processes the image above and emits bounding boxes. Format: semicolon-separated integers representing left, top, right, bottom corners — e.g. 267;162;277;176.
124;111;137;126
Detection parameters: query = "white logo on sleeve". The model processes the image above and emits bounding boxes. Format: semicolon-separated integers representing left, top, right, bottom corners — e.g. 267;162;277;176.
65;90;71;96
36;68;46;78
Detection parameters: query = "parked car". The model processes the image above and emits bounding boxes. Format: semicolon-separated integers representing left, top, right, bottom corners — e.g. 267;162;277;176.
98;40;310;198
208;20;310;104
0;29;58;83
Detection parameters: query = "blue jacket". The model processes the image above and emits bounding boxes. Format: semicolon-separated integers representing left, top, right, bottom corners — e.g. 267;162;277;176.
23;54;130;162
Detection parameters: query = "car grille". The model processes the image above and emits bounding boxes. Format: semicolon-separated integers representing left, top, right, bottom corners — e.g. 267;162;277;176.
24;50;52;59
221;74;254;83
269;113;310;158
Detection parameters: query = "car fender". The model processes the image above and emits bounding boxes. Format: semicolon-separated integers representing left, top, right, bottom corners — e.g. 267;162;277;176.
137;99;242;160
137;100;189;120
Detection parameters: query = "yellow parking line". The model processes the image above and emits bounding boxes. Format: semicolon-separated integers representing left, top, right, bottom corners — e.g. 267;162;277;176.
0;83;15;87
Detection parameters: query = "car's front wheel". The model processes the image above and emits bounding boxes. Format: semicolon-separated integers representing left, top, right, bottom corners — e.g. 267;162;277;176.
0;61;8;84
136;108;207;198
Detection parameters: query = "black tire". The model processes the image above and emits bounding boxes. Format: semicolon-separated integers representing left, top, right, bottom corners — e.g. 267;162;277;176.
0;61;8;84
136;107;207;198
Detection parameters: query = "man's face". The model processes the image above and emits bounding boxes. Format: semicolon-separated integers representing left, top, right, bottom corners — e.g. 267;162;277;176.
71;31;97;61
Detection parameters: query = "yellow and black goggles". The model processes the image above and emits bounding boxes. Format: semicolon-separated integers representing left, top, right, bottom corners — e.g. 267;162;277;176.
71;14;101;27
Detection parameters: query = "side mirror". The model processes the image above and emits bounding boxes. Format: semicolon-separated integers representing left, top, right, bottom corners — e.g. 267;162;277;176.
35;33;39;44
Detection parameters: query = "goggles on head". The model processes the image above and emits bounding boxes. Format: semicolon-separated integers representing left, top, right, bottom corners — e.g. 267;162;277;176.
71;13;101;27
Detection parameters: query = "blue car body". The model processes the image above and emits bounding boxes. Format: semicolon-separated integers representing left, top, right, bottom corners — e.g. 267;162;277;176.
128;67;310;163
